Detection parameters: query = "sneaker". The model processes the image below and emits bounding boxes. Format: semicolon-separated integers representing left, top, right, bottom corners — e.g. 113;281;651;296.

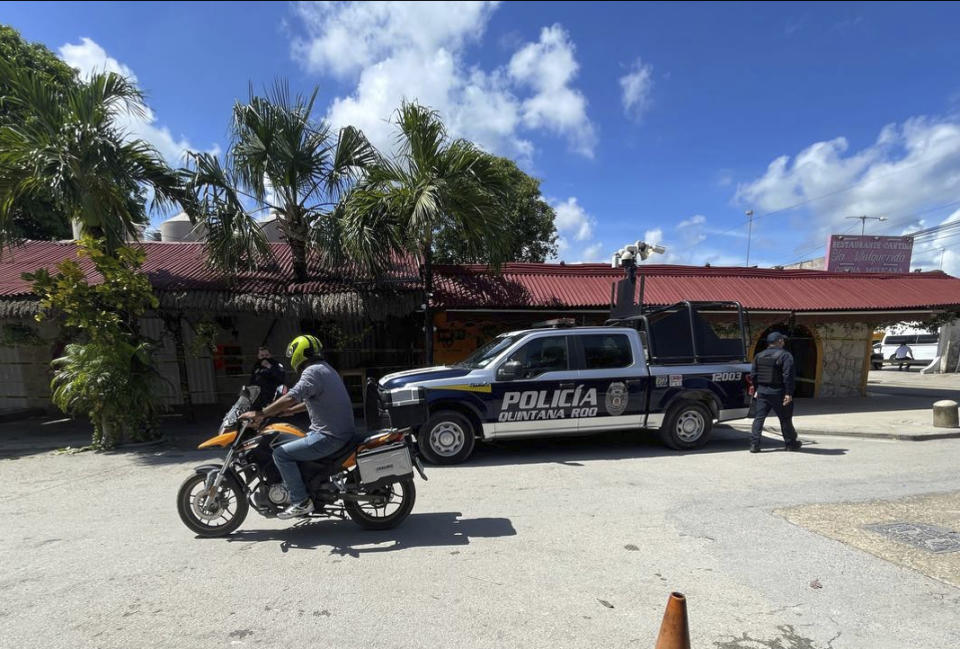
785;440;803;451
278;498;314;519
749;445;761;454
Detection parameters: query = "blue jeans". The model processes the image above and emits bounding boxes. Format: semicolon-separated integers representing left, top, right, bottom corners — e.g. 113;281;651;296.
273;432;349;503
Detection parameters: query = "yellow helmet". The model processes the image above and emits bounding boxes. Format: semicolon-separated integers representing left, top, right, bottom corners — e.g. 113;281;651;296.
286;334;323;372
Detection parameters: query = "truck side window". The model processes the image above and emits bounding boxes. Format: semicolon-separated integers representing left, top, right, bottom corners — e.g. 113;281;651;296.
581;334;633;369
504;335;569;379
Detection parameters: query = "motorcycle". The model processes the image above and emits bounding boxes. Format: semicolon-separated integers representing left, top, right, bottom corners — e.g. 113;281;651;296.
176;386;428;538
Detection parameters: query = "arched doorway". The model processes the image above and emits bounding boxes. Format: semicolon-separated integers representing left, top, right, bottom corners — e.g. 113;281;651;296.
753;324;818;398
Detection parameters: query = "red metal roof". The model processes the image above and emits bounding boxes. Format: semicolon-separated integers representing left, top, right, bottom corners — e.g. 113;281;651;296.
3;243;959;312
431;262;960;312
0;241;419;297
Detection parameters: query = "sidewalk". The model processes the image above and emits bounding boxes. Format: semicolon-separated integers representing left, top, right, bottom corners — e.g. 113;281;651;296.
722;371;960;442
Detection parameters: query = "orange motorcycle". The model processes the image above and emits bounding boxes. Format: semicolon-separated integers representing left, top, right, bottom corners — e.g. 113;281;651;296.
176;389;427;537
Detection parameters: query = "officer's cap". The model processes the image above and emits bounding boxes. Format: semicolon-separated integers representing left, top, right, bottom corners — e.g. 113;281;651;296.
766;332;787;343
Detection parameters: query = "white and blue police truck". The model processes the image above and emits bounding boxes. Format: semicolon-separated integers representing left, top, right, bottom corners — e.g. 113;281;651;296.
377;300;753;464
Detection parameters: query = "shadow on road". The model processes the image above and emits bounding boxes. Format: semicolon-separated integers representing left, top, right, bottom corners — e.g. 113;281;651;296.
467;427;755;467
866;384;960;402
222;511;516;556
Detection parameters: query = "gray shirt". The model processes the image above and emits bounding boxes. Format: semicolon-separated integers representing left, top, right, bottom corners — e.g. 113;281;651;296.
286;361;355;441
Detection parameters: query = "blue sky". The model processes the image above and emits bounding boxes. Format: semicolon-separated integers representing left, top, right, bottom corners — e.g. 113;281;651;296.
4;1;960;273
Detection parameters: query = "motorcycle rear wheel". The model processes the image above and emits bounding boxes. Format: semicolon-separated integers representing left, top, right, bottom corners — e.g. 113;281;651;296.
177;473;249;537
345;478;416;530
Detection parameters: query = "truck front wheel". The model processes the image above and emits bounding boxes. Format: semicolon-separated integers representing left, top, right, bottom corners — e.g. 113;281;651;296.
660;401;713;450
418;410;476;465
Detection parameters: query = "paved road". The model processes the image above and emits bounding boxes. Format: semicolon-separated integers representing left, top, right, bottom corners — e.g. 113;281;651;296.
2;428;959;649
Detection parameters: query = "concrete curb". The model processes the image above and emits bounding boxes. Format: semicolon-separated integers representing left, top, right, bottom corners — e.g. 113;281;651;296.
796;428;960;442
720;422;960;442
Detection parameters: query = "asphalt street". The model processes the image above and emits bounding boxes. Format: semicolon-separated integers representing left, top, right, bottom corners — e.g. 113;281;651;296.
1;427;959;649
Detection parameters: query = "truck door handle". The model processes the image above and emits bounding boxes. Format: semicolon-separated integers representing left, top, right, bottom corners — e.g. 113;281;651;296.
559;382;576;389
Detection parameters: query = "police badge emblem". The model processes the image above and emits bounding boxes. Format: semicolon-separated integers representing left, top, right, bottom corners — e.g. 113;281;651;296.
605;382;628;416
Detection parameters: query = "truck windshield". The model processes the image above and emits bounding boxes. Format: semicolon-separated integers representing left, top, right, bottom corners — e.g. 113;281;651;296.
453;335;524;369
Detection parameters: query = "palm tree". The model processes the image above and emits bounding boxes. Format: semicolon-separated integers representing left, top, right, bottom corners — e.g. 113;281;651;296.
0;63;183;253
342;102;511;364
184;82;378;282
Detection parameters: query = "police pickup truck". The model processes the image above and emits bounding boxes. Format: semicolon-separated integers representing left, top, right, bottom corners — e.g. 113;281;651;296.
378;301;753;464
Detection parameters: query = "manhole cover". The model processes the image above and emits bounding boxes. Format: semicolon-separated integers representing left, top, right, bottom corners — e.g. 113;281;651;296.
864;522;960;553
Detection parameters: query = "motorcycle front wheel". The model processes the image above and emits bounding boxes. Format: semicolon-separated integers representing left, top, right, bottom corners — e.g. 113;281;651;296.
345;478;416;530
177;473;249;537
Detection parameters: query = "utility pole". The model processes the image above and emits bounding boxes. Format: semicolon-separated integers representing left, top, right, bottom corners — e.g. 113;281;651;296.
846;214;887;236
745;210;754;266
937;247;946;270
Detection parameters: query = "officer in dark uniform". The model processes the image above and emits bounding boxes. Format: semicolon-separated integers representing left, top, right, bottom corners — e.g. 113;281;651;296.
750;332;801;453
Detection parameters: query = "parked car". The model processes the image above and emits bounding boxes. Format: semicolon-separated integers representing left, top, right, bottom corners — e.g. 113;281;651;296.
879;329;939;368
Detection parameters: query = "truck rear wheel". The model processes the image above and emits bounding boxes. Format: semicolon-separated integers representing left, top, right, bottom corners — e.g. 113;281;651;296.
418;410;476;465
659;401;713;450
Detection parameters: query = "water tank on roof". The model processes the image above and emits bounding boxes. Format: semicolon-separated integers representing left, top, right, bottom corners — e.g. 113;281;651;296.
161;212;203;242
258;213;284;242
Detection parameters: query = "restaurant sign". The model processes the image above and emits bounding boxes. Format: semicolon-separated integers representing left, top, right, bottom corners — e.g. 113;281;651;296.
825;235;913;273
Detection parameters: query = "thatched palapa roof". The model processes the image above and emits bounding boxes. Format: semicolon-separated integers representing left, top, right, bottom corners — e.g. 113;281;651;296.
0;242;422;320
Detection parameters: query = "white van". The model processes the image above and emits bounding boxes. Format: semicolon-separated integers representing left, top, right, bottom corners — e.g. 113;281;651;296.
880;328;939;368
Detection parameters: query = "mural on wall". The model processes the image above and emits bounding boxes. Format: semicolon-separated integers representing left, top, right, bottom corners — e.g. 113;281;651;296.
433;312;508;365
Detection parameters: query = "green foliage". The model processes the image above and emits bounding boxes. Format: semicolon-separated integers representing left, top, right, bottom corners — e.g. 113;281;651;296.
0;322;43;346
0;24;80;241
50;341;163;449
189;320;219;356
341;102;512;271
25;237;164;448
433;155;558;264
341;101;513;363
0;58;183;254
24;238;158;342
184;80;378;281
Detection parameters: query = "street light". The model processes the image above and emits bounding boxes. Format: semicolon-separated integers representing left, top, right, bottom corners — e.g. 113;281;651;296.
745;210;754;266
846;215;887;236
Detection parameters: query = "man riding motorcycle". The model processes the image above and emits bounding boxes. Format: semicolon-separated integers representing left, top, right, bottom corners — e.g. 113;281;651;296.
241;335;355;519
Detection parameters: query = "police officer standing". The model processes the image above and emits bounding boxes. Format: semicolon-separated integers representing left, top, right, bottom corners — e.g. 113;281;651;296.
750;332;802;453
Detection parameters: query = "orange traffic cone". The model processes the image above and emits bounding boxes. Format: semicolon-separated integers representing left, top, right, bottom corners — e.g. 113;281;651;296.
654;592;690;649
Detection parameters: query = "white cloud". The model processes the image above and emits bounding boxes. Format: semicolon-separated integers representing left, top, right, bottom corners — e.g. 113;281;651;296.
292;3;595;159
619;58;654;120
58;37;216;164
677;214;706;229
508;24;596;156
553;197;594;241
549;196;606;262
293;1;498;78
735;117;960;252
580;241;605;262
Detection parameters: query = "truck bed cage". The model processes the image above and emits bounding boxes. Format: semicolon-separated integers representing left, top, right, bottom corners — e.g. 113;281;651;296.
606;300;749;365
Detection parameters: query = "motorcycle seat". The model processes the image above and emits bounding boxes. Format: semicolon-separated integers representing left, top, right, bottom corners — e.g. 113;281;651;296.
298;430;364;472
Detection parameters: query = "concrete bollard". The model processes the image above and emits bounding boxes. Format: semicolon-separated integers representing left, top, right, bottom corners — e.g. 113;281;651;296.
933;400;959;428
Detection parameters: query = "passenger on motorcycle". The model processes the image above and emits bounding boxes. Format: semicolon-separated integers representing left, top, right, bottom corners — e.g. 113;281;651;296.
241;335;355;519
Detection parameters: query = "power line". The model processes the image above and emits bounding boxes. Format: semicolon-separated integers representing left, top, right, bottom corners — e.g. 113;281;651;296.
700;153;960;252
781;199;960;265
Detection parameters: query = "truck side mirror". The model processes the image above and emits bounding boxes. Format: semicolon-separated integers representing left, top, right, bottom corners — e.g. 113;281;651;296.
497;360;522;381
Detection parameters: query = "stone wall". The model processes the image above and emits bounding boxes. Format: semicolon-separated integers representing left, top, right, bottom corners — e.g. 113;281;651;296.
937;320;960;373
815;322;872;397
